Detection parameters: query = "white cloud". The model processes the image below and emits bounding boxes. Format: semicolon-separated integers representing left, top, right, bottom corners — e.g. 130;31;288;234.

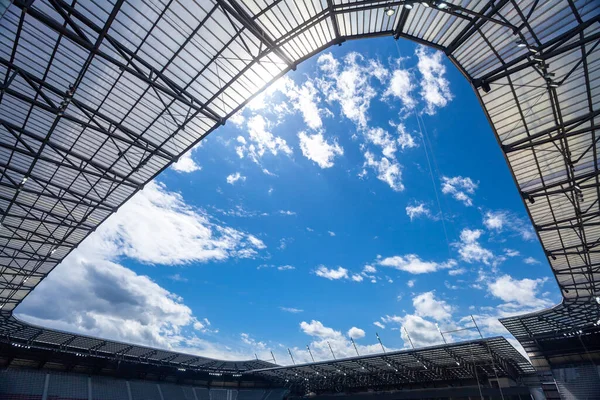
169;273;188;282
488;275;551;309
483;211;505;230
240;333;266;349
415;46;453;114
17;181;269;356
278;210;296;216
456;228;494;265
484;210;536;241
315;266;349;280
406;203;431;221
226;172;246;185
278;265;295;271
328;231;336;236
294;320;386;361
247;235;266;249
351;274;364;282
363;151;404;191
379;254;456;274
441;176;478;206
506;249;520;258
229;112;245;127
347;327;366;339
87;181;264;265
448;268;466;276
18;256;202;349
301;320;342;339
283;78;323;130
236;115;292;163
298;131;344;168
395;123;418;150
524;257;540;265
384;314;445;348
172;151;201;173
365;127;397;158
407;279;415;287
280;307;303;313
383;69;416;109
363;265;377;274
317;52;388;129
373;321;385;329
412;292;453;321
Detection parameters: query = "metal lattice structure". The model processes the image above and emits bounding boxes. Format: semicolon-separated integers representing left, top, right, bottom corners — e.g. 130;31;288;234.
248;337;536;392
0;0;599;372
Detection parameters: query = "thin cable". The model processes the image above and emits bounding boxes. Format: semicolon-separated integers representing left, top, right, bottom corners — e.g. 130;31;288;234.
416;114;452;256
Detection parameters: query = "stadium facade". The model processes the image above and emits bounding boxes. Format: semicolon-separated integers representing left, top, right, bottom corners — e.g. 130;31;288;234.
0;0;599;398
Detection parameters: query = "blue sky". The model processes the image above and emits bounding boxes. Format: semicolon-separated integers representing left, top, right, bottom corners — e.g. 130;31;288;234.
18;37;560;362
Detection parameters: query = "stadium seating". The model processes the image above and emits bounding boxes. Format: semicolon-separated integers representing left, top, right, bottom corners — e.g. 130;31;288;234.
0;369;289;400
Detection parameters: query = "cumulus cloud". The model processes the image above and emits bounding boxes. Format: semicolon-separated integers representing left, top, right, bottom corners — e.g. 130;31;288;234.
365;127;398;158
407;279;415;287
483;210;536;241
383;69;416;109
17;181;267;354
317;52;388;129
394;123;418;150
351;274;364;282
241;333;266;349
172;151;201;173
373;321;385;329
524;257;540;265
226;172;246;185
17;257;203;349
347;327;366;339
298;131;344;168
236;115;292;163
406;203;431;221
378;254;456;274
172;142;203;173
412;292;453;321
383;314;445;348
363;151;404;191
505;249;520;257
301;320;342;338
415;46;453;114
315;266;349;280
441;176;478;206
488;275;552;309
456;229;494;265
363;265;377;274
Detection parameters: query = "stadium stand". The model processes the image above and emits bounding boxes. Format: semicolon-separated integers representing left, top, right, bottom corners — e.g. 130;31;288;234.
0;0;599;398
0;369;289;400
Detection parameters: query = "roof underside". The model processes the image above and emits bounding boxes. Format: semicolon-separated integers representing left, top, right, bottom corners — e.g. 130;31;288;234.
0;0;598;370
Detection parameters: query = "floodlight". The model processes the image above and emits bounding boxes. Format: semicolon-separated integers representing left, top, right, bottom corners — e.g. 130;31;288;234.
516;39;526;47
596;296;600;304
385;6;395;16
437;2;448;8
20;176;28;185
404;3;413;9
421;2;430;7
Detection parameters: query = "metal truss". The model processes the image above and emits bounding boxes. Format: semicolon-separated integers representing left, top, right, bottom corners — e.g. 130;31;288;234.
249;337;534;393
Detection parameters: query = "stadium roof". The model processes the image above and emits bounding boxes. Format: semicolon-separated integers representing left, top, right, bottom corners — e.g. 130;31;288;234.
0;0;598;369
249;337;536;391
